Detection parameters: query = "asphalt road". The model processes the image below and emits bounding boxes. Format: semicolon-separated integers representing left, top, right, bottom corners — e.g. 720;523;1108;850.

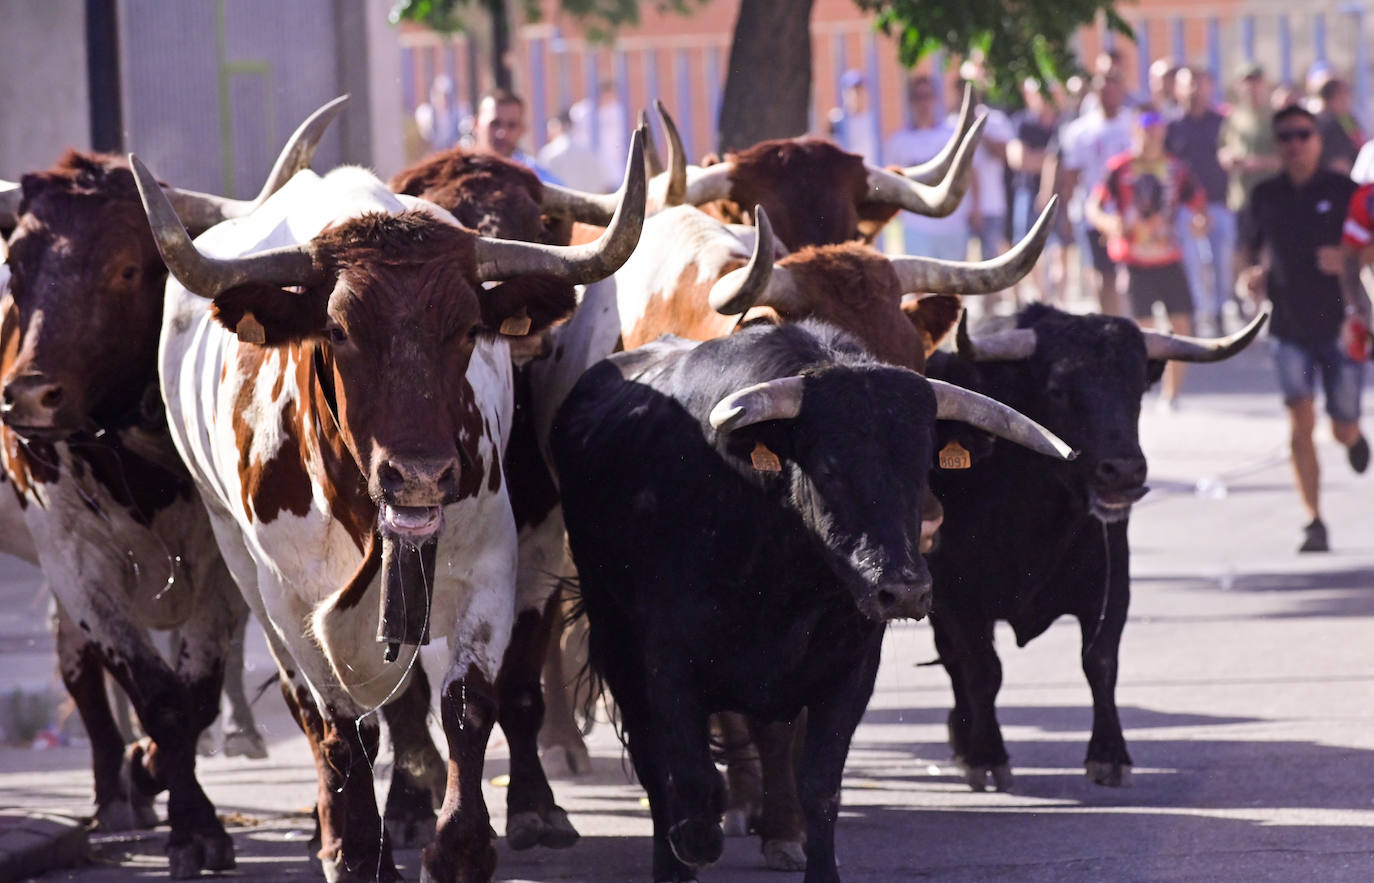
4;341;1374;882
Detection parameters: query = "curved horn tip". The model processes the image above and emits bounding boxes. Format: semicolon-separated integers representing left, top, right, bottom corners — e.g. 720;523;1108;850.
708;204;775;314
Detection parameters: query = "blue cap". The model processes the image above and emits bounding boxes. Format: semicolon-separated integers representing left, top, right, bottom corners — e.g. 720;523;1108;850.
840;69;865;90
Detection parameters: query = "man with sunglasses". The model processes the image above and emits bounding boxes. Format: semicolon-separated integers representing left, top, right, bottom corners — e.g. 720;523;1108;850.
1238;105;1370;553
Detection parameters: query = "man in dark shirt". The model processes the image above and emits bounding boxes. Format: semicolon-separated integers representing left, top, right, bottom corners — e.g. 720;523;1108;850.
1166;66;1233;333
1239;104;1370;552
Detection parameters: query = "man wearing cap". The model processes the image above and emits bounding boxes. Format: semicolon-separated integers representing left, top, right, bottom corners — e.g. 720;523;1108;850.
1220;62;1280;223
1238;104;1370;552
828;69;879;163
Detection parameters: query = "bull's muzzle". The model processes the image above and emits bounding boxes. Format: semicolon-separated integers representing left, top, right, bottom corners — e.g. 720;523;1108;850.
1;372;72;438
373;454;462;540
859;566;934;622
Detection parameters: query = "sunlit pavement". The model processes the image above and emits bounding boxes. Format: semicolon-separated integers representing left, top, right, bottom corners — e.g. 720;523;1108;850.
4;339;1374;881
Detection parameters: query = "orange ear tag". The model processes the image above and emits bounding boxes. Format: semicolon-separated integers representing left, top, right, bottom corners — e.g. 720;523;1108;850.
938;440;971;470
499;311;532;336
236;312;266;344
750;441;782;472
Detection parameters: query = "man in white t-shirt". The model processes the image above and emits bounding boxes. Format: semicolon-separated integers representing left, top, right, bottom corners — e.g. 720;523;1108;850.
1059;69;1136;314
828;69;880;163
885;75;970;260
967;91;1016;263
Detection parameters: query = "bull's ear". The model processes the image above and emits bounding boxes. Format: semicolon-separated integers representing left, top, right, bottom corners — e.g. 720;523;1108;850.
1146;358;1166;387
902;295;963;357
479;275;576;336
210;283;330;345
856;203;900;244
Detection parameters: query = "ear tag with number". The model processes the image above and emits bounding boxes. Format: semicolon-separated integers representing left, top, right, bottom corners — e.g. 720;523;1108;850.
750;441;782;472
236;312;266;345
499;310;532;336
938;440;971;470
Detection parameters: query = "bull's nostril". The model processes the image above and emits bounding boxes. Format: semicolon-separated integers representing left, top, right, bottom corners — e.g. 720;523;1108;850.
877;589;897;609
437;463;456;486
378;461;404;492
40;387;63;410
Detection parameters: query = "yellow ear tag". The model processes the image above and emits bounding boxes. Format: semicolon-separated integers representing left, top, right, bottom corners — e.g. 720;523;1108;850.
938;440;972;470
236;312;266;344
499;310;532;336
750;441;782;472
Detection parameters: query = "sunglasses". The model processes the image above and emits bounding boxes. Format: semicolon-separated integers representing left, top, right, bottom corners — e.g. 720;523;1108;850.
1276;128;1316;143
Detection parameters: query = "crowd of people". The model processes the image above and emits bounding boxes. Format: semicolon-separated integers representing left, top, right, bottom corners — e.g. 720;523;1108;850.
410;54;1374;554
837;53;1374;553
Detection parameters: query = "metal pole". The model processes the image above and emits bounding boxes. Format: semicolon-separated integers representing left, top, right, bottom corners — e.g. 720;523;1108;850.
1314;12;1328;64
674;49;693;162
530;37;546;151
1207;18;1221;78
1278;14;1293;85
864;29;882;162
1241;15;1256;61
705;46;721;153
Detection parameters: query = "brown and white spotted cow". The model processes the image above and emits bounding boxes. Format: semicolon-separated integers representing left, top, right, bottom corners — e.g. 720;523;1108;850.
136;129;645;882
0;100;344;879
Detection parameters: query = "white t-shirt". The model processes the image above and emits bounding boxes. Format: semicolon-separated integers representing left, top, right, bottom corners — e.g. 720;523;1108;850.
970;105;1015;217
885;120;970;236
537;135;608;193
1061;108;1137;222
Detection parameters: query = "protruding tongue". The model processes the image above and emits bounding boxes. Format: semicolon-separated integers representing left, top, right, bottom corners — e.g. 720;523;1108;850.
380;503;443;539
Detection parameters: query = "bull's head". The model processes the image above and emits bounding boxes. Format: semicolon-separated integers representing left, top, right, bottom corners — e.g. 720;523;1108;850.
0;97;348;441
709;353;1073;621
132;130;646;540
952;306;1269;522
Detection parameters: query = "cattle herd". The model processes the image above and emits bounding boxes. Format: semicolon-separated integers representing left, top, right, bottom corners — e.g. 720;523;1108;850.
0;90;1266;883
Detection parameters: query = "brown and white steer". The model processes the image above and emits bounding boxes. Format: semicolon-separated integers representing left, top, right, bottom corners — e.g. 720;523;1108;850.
137;131;645;882
0;100;343;878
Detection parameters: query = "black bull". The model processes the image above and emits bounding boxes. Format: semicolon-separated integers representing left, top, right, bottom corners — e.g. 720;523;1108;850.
551;319;1072;883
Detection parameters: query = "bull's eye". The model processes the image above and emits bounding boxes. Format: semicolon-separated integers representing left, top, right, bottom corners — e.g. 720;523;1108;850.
327;325;348;345
120;265;138;282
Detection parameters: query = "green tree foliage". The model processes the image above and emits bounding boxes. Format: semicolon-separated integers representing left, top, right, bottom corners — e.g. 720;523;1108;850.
858;0;1132;97
391;0;701;42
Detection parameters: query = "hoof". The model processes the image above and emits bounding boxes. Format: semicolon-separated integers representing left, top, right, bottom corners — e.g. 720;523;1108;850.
1085;761;1132;787
539;806;580;849
94;796;159;832
506;810;547;851
542;741;593;777
386;810;437;849
201;832;236;871
763;838;806;871
722;807;754;837
167;837;205;879
668;817;723;867
196;729;216;757
322;854;403;883
224;729;269;760
960;762;1014;792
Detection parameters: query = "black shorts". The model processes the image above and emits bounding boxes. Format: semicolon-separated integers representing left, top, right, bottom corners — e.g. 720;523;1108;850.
1127;262;1193;319
1084;227;1114;275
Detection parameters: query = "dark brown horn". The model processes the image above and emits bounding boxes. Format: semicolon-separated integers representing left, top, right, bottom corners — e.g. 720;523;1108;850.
889;196;1058;294
903;83;975;185
163;95;351;232
955;309;1038;362
863;114;985;217
640;108;666;177
1142;308;1270;362
475;127;646;284
709;376;805;431
929;378;1076;460
130;154;317;298
539;122;650;226
708;206;780;314
654;100;687;208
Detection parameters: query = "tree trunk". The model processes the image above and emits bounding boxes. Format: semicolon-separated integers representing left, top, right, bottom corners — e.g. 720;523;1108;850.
716;0;816;154
485;0;513;91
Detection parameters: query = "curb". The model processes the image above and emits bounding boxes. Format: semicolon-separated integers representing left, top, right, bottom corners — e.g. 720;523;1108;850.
0;812;89;881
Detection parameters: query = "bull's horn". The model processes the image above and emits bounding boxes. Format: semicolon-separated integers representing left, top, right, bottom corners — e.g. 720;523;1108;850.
709;375;805;432
1142;308;1269;362
709;206;781;314
903;83;975;185
929;378;1076;460
476;127;646;284
640;109;666;177
683;160;734;206
654;100;687;207
0;180;20;228
863;114;985;218
540;122;649;226
890;196;1057;294
163;95;350;232
130;154;317;298
955;310;1038;361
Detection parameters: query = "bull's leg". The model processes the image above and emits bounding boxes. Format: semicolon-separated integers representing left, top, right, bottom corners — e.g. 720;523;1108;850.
381;660;444;848
498;600;579;850
795;636;882;883
715;712;761;837
420;664;499;883
932;610;1012;792
281;682;399;883
1078;523;1133;786
221;612;267;759
54;604;156;832
752;712;807;871
647;686;723;872
538;585;593;775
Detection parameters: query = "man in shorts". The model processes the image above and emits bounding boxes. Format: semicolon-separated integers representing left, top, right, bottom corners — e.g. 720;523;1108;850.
1239;104;1370;552
1086;107;1207;409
